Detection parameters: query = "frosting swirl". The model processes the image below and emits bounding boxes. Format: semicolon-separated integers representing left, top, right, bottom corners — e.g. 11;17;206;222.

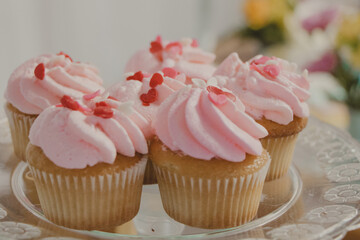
214;53;310;125
29;95;148;169
153;87;268;162
5;53;104;115
125;36;216;80
107;70;187;138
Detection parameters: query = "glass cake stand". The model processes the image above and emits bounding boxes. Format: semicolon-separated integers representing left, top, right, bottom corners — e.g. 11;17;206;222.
1;117;360;240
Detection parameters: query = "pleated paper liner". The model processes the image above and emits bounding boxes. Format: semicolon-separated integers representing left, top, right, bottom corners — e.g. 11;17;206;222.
27;153;147;230
153;156;270;229
5;103;37;161
261;134;298;181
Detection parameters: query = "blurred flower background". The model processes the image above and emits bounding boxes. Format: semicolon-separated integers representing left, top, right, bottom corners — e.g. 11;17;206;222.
1;0;360;140
215;0;360;140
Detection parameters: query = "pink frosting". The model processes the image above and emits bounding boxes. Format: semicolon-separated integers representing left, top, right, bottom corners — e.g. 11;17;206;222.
5;53;105;115
125;49;162;74
29;95;148;169
125;36;216;80
213;53;310;125
106;70;187;138
153;87;268;162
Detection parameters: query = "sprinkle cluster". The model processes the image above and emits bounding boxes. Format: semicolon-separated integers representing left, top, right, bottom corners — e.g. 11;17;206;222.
94;101;114;118
33;51;73;81
58;93;114;119
249;56;280;79
206;85;236;106
148;35;197;62
140;73;164;106
127;68;179;106
126;71;144;81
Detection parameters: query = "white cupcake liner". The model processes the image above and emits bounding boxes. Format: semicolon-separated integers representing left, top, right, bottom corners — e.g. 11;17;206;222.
261;134;298;181
153;156;270;229
5;104;36;161
28;157;147;230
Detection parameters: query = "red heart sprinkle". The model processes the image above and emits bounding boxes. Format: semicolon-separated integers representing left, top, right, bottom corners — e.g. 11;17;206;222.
140;88;158;106
251;63;280;79
57;51;73;62
208;92;227;106
55;104;63;107
95;101;110;107
60;95;80;111
150;41;164;61
126;71;144;81
207;86;236;102
148;88;158;97
162;67;177;78
34;63;45;80
250;56;271;65
149;73;164;88
149;41;163;53
191;39;198;47
207;85;224;95
263;64;280;78
94;106;113;118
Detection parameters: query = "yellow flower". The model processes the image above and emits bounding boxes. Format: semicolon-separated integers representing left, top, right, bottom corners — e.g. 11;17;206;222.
244;0;271;29
337;14;360;46
351;46;360;70
269;0;291;23
244;0;290;29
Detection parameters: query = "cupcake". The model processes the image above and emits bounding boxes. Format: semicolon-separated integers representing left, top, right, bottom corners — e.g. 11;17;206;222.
125;36;216;82
213;53;310;181
4;52;104;160
107;70;187;184
26;95;147;230
151;86;270;229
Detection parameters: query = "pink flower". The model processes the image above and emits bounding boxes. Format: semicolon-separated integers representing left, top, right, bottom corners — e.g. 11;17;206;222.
302;8;338;33
305;52;337;73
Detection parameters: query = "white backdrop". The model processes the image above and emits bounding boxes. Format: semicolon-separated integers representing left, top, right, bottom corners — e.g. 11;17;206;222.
0;0;244;99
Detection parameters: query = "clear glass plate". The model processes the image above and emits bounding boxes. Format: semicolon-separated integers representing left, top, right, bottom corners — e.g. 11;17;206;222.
1;117;360;240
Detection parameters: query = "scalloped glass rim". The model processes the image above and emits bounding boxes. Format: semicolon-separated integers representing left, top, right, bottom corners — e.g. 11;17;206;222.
291;118;360;240
300;119;360;240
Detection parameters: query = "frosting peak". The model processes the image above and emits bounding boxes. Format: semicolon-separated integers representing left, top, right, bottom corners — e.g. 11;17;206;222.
29;95;148;169
125;36;216;80
107;70;187;138
153;87;268;162
214;53;310;125
5;53;105;115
